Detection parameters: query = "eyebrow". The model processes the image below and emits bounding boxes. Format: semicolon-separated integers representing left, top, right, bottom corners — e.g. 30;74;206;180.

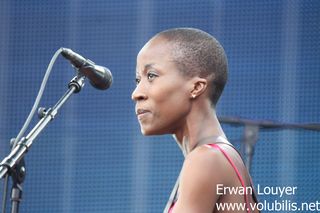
136;63;156;76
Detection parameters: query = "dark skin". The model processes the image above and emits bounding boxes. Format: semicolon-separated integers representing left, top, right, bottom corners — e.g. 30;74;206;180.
132;36;258;213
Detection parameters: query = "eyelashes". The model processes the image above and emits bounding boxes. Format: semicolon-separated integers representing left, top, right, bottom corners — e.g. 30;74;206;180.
135;71;159;85
147;72;157;80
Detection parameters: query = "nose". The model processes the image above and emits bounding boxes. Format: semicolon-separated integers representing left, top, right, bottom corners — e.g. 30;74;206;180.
131;83;147;102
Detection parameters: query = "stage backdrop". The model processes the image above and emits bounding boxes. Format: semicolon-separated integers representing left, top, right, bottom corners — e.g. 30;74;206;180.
0;1;319;212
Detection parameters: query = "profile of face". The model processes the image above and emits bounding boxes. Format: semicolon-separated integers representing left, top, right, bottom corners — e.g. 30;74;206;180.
131;36;195;135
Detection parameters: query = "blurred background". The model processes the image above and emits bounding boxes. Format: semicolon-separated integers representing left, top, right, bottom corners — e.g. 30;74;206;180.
0;0;319;212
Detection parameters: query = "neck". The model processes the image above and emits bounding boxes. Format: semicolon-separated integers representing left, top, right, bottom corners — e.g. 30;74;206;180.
173;102;226;156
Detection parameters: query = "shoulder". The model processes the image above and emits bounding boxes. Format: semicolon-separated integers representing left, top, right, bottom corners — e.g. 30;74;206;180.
173;145;235;212
181;145;234;186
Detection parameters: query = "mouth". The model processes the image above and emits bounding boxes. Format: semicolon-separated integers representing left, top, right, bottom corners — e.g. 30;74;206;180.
136;108;151;120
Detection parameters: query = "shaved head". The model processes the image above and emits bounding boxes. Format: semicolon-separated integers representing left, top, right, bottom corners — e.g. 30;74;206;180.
152;28;228;106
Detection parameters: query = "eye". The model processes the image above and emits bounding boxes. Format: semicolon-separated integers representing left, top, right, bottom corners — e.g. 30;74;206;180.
147;72;158;81
135;77;141;85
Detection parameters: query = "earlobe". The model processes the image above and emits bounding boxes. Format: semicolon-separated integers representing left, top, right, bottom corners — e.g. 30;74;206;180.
190;78;207;99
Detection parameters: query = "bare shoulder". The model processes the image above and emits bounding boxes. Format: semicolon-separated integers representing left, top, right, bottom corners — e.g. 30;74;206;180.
173;145;235;212
181;145;234;185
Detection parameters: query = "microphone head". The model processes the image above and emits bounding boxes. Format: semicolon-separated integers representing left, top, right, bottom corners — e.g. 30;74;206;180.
61;48;113;90
80;65;113;90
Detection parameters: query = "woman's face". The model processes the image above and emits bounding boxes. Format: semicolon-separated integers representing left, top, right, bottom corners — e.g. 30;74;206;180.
132;37;193;135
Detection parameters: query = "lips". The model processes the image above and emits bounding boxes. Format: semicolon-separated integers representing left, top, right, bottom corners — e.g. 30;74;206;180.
136;108;151;120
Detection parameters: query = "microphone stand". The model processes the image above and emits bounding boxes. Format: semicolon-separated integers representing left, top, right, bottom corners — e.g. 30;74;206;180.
242;124;259;171
0;74;85;213
219;116;320;172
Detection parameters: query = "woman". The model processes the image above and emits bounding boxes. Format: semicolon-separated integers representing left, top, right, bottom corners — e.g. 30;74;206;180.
132;28;259;213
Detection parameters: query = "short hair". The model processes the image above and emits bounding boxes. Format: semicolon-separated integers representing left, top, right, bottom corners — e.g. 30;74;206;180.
154;28;228;106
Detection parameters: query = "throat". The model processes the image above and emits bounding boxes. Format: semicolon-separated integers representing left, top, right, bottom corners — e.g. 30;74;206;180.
177;134;228;157
181;139;190;157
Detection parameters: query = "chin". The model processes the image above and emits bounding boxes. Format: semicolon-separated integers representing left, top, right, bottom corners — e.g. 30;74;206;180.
140;126;167;136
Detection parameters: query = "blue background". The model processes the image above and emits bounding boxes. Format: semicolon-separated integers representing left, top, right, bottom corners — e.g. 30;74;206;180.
0;1;319;212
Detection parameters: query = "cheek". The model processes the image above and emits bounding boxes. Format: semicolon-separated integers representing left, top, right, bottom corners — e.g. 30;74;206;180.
150;88;191;133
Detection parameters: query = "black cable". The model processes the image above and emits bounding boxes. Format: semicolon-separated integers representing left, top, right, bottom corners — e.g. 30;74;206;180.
219;116;320;131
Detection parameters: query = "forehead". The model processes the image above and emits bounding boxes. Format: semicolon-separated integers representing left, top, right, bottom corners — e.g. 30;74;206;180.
137;37;173;67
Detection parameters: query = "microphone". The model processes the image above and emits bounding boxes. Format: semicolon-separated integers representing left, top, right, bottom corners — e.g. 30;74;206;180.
61;48;113;90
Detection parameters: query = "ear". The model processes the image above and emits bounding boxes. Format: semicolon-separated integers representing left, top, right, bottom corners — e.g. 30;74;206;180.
190;77;207;99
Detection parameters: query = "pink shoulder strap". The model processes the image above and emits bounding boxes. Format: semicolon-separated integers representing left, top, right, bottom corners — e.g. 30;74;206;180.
205;143;251;213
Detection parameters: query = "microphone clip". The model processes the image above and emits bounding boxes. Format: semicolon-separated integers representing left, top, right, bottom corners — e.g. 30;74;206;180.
68;75;86;93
